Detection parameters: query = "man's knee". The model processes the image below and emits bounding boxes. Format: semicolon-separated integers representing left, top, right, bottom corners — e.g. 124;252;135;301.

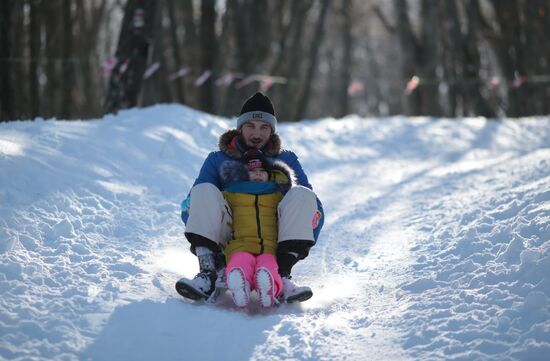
190;182;222;199
283;185;316;203
186;182;231;244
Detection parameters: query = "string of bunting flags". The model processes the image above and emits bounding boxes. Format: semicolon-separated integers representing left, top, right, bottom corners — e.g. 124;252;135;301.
404;71;550;95
100;56;286;92
100;56;550;96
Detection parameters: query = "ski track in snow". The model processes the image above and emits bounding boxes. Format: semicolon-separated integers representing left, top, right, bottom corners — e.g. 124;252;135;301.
1;106;549;360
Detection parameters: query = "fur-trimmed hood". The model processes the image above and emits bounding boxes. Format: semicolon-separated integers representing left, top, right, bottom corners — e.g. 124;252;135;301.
219;156;297;194
218;129;282;160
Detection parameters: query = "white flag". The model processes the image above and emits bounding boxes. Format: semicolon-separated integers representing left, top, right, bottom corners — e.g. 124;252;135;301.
100;56;117;77
143;62;160;79
235;76;255;89
168;67;190;81
195;70;212;87
216;72;236;86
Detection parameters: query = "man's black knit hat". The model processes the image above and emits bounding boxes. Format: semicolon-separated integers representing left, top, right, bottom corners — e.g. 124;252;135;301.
237;92;277;132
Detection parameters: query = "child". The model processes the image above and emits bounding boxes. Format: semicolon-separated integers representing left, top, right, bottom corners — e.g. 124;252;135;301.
220;152;295;308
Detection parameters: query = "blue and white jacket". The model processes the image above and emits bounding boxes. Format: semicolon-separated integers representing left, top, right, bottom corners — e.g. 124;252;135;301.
181;129;324;242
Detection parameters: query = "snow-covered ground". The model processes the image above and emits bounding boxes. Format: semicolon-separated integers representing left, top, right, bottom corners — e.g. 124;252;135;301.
1;105;549;361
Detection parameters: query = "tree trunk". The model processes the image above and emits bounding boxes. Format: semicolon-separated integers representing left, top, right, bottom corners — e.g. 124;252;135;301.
294;0;331;121
418;0;442;116
44;0;61;118
268;0;292;77
180;0;197;107
440;0;461;116
227;0;271;105
72;0;106;118
142;0;172;106
463;0;495;117
394;0;421;115
276;0;314;120
214;0;235;115
104;0;157;114
337;0;353;117
167;0;185;104
61;0;73;119
364;32;386;114
521;0;550;115
489;0;525;116
0;0;14;121
12;1;27;119
29;0;41;119
247;0;271;68
198;0;217;112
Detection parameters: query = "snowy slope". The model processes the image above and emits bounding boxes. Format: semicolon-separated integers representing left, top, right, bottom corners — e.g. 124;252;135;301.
1;106;549;361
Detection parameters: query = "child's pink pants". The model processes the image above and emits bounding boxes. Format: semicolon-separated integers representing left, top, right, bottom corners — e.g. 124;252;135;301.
225;252;282;297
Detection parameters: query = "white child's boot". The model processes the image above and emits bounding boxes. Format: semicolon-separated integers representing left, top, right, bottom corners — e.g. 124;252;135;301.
227;268;251;307
255;268;276;308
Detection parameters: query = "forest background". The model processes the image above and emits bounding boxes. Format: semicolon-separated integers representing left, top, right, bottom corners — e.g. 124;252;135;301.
1;0;549;122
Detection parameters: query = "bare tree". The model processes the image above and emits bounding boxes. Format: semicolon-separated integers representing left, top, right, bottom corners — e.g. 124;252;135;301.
337;0;353;117
44;0;62;118
485;0;526;116
293;0;331;121
418;0;443;116
180;0;198;106
61;0;74;119
104;0;157;114
275;0;314;120
394;0;421;115
0;0;14;121
520;0;550;114
198;0;217;112
142;0;172;107
166;0;185;104
462;0;494;117
29;0;42;119
74;0;109;118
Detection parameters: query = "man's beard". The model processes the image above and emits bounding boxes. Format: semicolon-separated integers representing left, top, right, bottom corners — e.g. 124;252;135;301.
249;138;263;146
241;135;266;148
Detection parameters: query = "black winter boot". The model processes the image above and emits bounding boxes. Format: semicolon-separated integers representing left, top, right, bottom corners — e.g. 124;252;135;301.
277;246;313;303
176;253;218;301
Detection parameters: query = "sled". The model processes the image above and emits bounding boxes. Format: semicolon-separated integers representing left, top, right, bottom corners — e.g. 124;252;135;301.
175;278;312;304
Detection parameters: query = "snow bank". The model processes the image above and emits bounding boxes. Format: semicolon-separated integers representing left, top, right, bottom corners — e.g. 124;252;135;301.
1;107;549;360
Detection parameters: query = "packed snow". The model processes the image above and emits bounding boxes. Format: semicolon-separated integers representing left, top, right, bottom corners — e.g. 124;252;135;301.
1;105;549;361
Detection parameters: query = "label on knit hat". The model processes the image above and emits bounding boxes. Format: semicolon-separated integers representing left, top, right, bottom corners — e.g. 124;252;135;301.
247;158;264;170
237;111;277;132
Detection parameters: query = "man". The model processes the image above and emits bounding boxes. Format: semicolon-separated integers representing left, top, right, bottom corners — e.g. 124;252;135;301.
175;92;324;303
